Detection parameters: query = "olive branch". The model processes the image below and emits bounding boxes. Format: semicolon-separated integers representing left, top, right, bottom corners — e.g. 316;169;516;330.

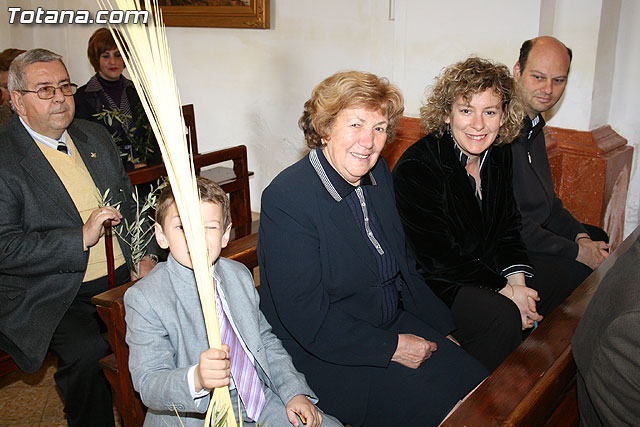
98;179;167;275
93;106;156;165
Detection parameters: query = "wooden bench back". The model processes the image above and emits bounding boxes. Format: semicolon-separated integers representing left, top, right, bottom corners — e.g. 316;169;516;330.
127;145;252;233
126;104;251;233
92;232;259;427
182;104;198;156
381;116;425;170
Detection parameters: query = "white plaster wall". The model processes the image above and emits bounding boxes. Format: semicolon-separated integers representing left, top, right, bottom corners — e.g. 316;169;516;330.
395;1;540;118
166;0;396;204
0;1;11;47
2;0;634;220
539;0;557;35
548;0;602;129
609;0;640;235
589;0;620;130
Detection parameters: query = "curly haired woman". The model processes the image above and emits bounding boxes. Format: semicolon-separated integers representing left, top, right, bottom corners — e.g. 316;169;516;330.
393;57;541;371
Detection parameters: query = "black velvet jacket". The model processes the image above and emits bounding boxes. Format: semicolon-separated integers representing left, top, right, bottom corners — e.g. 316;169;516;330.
393;132;531;306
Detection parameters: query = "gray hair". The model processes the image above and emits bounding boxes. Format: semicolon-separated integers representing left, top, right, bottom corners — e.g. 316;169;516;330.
8;48;65;92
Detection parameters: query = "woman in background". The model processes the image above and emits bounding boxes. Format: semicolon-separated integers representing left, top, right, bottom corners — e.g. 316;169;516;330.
75;28;159;171
393;57;541;371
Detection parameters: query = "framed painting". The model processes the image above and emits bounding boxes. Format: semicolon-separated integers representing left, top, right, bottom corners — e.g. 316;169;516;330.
157;0;270;29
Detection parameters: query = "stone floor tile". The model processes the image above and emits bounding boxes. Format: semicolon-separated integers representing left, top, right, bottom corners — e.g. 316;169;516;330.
0;385;49;425
40;420;68;426
40;385;66;424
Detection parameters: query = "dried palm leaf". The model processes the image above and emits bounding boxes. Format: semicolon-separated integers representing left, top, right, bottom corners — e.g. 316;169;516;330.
97;1;237;425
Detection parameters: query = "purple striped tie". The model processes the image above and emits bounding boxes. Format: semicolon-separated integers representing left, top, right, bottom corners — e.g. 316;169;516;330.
215;287;266;421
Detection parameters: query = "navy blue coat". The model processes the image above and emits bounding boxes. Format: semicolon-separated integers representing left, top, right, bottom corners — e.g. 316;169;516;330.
258;152;463;424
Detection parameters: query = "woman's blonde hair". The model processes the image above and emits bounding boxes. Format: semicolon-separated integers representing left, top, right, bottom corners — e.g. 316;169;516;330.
420;56;524;145
299;70;405;149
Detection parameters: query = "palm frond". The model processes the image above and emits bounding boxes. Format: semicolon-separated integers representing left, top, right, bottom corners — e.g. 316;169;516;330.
97;1;237;425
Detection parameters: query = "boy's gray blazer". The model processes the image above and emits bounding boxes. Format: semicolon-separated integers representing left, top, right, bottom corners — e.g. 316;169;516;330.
124;254;316;426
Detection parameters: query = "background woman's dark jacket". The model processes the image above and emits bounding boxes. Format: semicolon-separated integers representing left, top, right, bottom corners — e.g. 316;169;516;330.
74;74;160;171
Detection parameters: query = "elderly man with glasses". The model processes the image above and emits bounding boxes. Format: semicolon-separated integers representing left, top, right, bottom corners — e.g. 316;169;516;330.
0;48;156;427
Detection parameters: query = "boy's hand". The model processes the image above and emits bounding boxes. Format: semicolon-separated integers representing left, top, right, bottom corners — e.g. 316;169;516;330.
194;345;230;393
286;395;323;427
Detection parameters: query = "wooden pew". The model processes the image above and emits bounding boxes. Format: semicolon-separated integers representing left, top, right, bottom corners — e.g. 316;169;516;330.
439;225;640;426
127;145;253;235
380;116;426;171
92;232;259;427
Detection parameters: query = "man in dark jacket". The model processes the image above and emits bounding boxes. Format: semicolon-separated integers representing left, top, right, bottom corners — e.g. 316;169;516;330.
511;36;609;315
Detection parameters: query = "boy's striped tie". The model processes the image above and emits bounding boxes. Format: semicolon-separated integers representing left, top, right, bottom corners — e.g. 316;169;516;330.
215;288;266;421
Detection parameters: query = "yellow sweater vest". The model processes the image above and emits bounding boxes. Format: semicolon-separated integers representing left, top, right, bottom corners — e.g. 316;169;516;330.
38;137;126;282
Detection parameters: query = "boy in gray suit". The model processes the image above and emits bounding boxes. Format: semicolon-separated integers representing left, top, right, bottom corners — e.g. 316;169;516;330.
124;177;339;426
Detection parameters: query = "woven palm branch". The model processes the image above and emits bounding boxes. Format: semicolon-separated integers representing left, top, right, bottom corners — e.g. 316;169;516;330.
97;1;237;425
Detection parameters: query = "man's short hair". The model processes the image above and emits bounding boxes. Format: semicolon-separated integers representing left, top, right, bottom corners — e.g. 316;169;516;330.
8;49;65;92
155;177;232;230
518;38;573;72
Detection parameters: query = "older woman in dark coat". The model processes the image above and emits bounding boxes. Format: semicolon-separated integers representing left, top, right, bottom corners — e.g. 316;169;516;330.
393;57;542;371
258;70;487;427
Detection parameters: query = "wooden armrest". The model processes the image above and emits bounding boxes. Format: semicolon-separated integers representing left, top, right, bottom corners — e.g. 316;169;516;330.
91;280;139;308
222;229;258;270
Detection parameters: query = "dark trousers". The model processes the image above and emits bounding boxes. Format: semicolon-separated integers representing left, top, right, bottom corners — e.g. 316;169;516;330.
450;286;522;372
361;311;488;427
48;265;129;427
529;224;608;317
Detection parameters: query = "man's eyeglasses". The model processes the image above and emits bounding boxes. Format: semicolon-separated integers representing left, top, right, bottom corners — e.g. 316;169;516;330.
20;83;78;100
